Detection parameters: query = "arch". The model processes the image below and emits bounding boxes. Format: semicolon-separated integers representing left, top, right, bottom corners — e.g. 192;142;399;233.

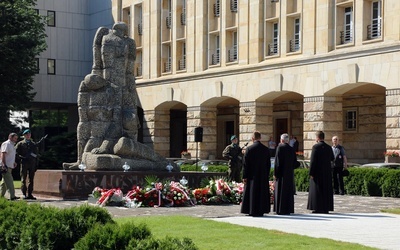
325;82;385;97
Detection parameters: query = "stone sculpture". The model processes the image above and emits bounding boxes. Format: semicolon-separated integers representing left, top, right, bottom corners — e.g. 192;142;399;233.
63;22;176;171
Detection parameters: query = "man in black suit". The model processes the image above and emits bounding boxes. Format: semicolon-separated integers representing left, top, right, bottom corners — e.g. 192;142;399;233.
307;131;335;214
241;131;271;217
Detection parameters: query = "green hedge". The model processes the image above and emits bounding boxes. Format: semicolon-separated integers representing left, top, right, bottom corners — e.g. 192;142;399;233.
0;199;198;250
294;168;400;197
181;164;229;173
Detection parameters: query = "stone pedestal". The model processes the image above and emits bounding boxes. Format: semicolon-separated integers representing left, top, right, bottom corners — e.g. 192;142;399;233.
385;156;400;163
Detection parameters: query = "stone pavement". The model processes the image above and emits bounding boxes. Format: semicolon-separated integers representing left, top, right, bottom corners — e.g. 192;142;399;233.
11;191;400;249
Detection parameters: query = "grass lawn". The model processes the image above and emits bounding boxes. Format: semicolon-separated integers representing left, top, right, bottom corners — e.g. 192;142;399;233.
13;181;21;189
115;215;374;250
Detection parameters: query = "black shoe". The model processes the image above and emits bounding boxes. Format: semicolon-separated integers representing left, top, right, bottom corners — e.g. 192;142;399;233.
9;196;20;201
312;210;329;214
26;195;37;200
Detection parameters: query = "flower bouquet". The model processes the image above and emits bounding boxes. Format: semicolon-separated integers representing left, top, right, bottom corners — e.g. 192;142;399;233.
269;181;275;204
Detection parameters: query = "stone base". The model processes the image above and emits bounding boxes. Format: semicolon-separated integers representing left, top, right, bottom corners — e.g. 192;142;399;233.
35;170;226;199
385;156;400;163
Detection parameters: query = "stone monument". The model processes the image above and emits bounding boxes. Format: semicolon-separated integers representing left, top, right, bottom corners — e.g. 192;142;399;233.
63;22;176;172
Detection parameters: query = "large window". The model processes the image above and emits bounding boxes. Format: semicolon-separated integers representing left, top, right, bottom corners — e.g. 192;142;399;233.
47;11;55;27
290;18;300;52
370;1;382;39
47;59;55;75
342;7;353;43
269;22;279;55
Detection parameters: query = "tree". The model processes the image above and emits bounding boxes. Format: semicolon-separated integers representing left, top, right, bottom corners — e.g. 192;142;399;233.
0;0;47;139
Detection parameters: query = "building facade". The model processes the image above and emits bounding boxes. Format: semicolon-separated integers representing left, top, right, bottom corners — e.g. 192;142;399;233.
113;0;399;163
31;0;113;131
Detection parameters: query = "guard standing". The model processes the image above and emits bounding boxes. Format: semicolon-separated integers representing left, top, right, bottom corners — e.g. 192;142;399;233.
15;129;38;200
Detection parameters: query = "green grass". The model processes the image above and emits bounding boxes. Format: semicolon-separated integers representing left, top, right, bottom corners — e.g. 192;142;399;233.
115;215;374;250
381;208;400;214
13;181;21;189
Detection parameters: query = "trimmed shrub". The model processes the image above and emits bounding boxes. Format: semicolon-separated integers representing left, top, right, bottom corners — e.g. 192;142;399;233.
181;164;228;173
381;170;400;197
0;200;113;250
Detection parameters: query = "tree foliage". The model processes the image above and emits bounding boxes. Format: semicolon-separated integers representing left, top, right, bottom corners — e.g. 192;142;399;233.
0;0;47;139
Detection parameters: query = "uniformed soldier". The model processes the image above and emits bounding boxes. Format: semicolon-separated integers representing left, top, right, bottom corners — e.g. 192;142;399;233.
15;129;38;200
222;135;244;182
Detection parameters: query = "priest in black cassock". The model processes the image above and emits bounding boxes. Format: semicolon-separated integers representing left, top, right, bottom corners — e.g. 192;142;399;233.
307;131;335;214
273;133;299;215
241;131;271;217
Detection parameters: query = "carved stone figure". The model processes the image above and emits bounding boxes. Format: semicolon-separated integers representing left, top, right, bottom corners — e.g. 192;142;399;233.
63;22;175;171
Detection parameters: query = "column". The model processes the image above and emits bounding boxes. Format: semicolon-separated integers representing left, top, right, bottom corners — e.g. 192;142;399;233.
239;101;273;145
142;109;170;157
386;89;400;151
303;96;343;159
187;106;217;159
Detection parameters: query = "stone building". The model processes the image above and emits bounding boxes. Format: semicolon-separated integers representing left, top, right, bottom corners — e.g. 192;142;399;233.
110;0;400;164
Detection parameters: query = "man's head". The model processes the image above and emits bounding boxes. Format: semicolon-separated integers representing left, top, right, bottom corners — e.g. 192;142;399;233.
252;131;261;141
332;136;339;146
315;131;325;142
8;133;18;143
230;135;238;144
280;133;289;143
22;129;32;140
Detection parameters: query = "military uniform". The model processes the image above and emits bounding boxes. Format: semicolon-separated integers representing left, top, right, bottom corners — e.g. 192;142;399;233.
15;129;38;199
222;135;243;182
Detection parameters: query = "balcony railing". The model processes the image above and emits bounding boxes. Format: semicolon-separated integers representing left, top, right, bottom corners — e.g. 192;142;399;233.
289;38;300;52
211;50;220;65
268;43;278;56
164;57;171;72
138;23;143;36
230;0;238;12
340;30;353;44
367;22;382;40
166;14;172;29
214;1;220;17
181;11;186;25
228;46;238;62
179;57;186;70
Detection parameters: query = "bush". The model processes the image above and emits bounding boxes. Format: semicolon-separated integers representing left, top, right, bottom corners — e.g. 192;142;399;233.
381;170;400;197
294;167;400;198
0;200;113;250
75;222;198;250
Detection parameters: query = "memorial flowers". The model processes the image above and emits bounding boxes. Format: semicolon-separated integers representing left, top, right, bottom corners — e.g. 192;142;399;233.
91;177;275;207
384;151;399;157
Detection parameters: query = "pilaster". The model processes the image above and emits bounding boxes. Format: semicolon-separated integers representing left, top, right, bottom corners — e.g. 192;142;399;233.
303;96;343;158
240;101;273;145
386;89;400;150
187;106;217;159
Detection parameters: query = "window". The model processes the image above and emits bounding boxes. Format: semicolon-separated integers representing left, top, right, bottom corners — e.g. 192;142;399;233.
230;0;238;12
214;0;220;17
228;32;238;62
47;59;55;75
35;58;39;74
290;18;300;52
47;11;55;27
345;109;357;131
369;1;382;39
269;22;279;55
341;7;353;44
212;35;220;65
179;43;186;70
181;0;186;25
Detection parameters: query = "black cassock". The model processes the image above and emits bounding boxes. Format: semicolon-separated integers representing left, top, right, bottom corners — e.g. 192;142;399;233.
273;143;298;215
307;141;335;212
241;141;271;216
